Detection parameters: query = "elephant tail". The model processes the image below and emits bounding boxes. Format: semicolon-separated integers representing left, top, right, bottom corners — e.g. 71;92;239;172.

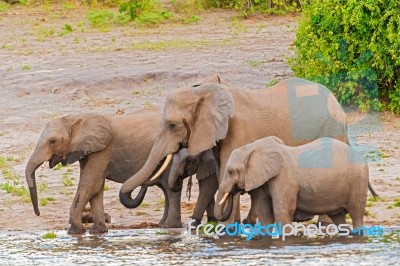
186;175;193;201
368;182;379;198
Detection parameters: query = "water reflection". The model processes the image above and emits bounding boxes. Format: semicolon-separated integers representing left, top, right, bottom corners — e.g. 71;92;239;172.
0;228;398;265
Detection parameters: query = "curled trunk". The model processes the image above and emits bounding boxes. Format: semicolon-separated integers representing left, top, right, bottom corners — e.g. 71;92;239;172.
119;185;148;208
218;194;233;222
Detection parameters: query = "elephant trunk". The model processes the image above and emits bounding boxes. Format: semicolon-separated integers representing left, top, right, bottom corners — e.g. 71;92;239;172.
218;194;233;222
168;149;188;189
119;185;148;208
120;138;175;207
25;151;44;216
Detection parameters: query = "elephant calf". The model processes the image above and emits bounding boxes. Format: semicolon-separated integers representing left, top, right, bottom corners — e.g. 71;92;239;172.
25;108;219;234
218;136;371;232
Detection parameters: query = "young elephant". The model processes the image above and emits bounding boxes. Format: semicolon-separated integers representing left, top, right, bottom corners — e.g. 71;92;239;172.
25;107;215;234
168;148;219;226
218;136;370;231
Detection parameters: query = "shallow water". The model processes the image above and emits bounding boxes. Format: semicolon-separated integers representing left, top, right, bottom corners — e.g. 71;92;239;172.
0;228;399;265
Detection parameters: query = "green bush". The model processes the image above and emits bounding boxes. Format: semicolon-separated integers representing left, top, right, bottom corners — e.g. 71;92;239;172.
87;9;114;28
201;0;300;15
119;0;171;23
290;0;400;113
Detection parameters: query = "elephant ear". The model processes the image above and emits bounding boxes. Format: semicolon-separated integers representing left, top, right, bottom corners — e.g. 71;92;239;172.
188;84;234;156
196;149;219;180
191;74;228;87
66;114;113;164
244;148;283;192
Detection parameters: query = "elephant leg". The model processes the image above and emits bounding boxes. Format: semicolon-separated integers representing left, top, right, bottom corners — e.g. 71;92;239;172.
89;184;108;234
157;184;169;226
68;186;94;234
317;214;334;226
328;213;346;226
255;188;274;226
68;162;106;235
192;175;218;224
159;177;183;228
242;192;258;225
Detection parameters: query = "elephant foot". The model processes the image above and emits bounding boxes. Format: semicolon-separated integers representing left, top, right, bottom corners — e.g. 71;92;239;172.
317;215;333;226
293;211;314;222
189;218;202;227
242;217;257;225
89;224;108;235
207;217;217;223
82;212;111;224
68;224;86;235
160;220;183;228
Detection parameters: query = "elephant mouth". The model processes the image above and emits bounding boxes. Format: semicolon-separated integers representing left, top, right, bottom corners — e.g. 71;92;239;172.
49;155;67;169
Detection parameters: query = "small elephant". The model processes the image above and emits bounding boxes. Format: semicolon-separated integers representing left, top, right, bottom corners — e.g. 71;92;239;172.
218;136;371;231
168;148;219;226
25;107;213;234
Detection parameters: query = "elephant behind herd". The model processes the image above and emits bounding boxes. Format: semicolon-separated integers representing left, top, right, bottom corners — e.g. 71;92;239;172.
25;75;377;234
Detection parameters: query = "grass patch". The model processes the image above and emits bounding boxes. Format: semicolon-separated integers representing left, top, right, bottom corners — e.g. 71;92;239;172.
266;78;278;87
104;183;109;191
184;15;200;24
246;60;268;68
131;39;209;51
0;2;10;13
40;196;55;206
156;229;168;235
58;23;73;36
61;174;73;187
141;202;149;207
53;163;64;171
87;9;114;29
42;231;57;239
136;211;147;216
199;220;218;235
394;199;400;207
21;64;31;71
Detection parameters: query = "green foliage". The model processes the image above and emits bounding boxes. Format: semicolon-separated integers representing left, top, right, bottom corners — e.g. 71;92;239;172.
40;196;55;206
394;198;400;207
87;9;114;29
290;0;400;113
184;15;200;24
0;1;10;13
61;174;73;187
42;231;57;239
119;0;172;24
199;220;218;235
201;0;300;16
58;23;73;36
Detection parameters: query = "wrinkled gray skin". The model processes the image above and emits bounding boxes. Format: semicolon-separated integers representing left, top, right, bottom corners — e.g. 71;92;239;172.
169;148;219;224
25;107;210;234
219;137;370;230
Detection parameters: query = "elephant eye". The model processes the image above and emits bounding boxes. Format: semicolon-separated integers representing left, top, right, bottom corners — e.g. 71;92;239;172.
169;123;176;130
49;138;57;144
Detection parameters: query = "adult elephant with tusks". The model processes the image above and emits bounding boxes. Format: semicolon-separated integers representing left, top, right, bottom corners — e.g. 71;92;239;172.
119;75;353;224
25;107;215;234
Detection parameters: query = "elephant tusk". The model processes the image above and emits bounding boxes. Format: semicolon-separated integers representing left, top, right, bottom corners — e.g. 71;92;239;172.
219;193;230;206
150;154;173;181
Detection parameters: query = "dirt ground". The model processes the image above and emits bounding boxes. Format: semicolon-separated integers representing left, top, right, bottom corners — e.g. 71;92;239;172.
0;5;399;233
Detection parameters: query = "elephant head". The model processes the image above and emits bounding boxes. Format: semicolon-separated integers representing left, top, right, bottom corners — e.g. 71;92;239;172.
217;136;284;221
119;75;234;207
25;114;113;216
168;148;219;192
